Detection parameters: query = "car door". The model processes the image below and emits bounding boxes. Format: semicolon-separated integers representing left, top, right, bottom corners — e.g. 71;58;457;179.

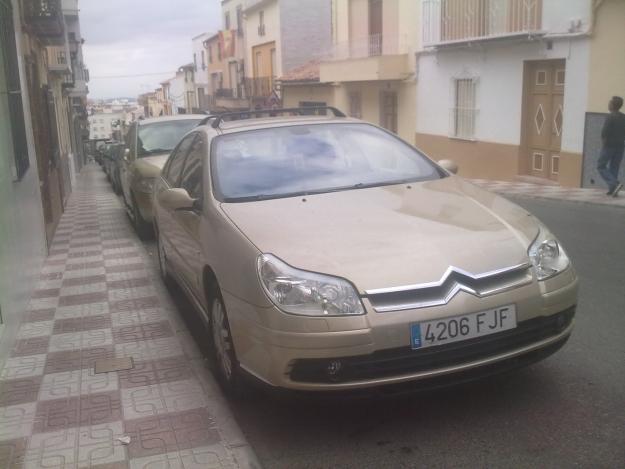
121;123;137;206
173;133;206;299
155;133;197;276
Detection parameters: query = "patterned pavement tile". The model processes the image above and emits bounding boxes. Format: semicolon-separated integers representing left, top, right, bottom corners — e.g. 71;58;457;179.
77;421;127;468
118;357;194;390
58;291;110;307
105;270;152;283
44;346;115;375
0;437;28;469
112;321;174;344
54;301;110;320
0;402;37;441
62;266;107;280
49;329;113;353
65;261;106;272
110;308;168;328
62;274;108;287
23;309;56;323
33;390;122;433
124;408;220;460
114;338;184;362
17;321;54;340
120;379;208;420
0;354;47;380
60;281;108;298
0;376;42;407
128;445;237;469
52;314;112;335
31;288;61;299
108;286;158;304
106;263;149;274
109;297;160;315
11;337;51;358
24;427;78;468
107;277;152;291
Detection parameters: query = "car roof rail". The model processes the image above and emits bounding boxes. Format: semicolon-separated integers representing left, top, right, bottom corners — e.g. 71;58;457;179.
197;113;221;127
208;106;347;129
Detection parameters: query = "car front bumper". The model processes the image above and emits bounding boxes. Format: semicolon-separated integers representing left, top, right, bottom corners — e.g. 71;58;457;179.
225;267;578;391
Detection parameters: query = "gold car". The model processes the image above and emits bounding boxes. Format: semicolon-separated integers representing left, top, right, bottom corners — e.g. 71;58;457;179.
153;108;578;395
120;115;205;238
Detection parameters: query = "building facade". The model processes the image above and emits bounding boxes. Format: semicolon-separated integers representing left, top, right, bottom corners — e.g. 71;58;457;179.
0;0;88;337
282;0;419;143
244;0;332;108
192;32;211;111
415;0;595;187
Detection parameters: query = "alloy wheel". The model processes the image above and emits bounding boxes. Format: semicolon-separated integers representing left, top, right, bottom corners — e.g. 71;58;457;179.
211;297;233;381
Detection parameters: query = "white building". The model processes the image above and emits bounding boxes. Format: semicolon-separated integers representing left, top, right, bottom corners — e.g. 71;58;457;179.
167;64;196;114
415;0;593;187
89;112;122;140
192;32;212;111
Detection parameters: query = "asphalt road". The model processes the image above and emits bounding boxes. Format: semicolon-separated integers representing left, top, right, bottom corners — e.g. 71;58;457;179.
149;197;625;468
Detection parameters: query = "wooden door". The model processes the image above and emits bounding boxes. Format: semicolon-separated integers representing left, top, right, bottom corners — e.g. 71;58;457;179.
380;91;398;134
523;60;565;181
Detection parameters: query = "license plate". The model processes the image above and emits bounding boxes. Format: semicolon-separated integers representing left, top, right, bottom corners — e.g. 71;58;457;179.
410;305;517;350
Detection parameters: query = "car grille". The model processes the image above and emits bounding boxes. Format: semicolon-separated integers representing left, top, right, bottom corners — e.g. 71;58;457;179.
289;307;575;384
365;264;533;312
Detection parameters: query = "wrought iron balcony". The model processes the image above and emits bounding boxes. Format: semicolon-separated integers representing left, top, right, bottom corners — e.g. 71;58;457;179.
423;0;543;47
24;0;65;45
244;77;273;99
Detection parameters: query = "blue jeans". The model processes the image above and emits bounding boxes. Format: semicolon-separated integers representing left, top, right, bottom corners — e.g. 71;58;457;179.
597;146;624;190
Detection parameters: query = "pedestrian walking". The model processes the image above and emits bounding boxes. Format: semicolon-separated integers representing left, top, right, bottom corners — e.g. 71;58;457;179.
597;96;625;197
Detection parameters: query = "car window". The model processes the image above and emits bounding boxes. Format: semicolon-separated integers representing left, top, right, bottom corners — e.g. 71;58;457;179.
211;123;443;202
164;134;196;187
125;124;137;160
137;119;202;157
179;134;205;200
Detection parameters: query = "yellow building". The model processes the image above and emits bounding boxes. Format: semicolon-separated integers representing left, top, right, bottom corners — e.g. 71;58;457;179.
282;0;419;143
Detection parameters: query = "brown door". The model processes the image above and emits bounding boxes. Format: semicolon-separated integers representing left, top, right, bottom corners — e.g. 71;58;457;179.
369;0;383;55
380;91;398;134
523;60;565;181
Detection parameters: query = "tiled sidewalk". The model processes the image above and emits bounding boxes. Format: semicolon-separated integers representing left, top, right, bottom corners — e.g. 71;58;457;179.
0;165;260;469
470;179;625;208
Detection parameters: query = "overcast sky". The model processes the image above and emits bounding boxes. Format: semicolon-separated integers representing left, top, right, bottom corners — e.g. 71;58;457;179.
81;0;220;100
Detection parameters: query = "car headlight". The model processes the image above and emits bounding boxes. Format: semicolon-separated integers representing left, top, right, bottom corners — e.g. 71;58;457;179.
135;177;155;193
528;227;570;280
257;254;365;316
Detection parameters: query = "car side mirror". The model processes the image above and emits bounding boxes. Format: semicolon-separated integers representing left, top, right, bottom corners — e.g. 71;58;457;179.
158;188;197;212
438;159;459;175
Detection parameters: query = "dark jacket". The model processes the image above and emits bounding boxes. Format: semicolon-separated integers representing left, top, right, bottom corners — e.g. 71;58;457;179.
602;111;625;148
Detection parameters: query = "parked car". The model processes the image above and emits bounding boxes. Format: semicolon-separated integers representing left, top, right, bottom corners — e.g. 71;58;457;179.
152;108;578;395
120;115;205;238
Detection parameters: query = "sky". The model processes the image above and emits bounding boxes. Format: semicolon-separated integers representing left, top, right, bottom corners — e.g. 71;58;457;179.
80;0;220;100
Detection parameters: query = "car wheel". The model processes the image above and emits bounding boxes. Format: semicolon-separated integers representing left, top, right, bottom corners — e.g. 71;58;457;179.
131;195;153;240
156;230;173;286
208;288;243;396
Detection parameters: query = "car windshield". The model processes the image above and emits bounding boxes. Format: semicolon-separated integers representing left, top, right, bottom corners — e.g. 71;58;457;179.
137;119;202;157
212;123;444;202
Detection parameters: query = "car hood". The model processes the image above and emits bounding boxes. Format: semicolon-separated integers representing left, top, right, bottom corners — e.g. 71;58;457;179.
135;154;169;178
220;177;539;292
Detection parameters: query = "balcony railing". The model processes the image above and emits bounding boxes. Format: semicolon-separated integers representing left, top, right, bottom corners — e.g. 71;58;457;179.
24;0;65;44
423;0;543;46
327;34;409;61
244;77;273;99
47;45;71;72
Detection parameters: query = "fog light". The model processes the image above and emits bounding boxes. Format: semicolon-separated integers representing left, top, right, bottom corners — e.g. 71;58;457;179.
326;360;342;378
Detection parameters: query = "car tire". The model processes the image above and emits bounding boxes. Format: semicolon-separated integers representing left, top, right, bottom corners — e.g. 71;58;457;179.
131;194;153;240
207;285;245;397
156;229;174;287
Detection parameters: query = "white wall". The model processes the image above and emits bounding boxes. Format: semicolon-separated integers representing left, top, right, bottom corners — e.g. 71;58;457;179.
168;74;186;112
89;112;122;140
192;33;211;86
244;0;282;78
416;37;590;153
543;0;592;35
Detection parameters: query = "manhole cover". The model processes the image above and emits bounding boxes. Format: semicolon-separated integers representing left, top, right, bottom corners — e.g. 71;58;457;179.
94;357;134;374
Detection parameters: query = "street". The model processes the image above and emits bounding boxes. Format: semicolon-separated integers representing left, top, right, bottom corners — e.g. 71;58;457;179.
150;196;625;469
